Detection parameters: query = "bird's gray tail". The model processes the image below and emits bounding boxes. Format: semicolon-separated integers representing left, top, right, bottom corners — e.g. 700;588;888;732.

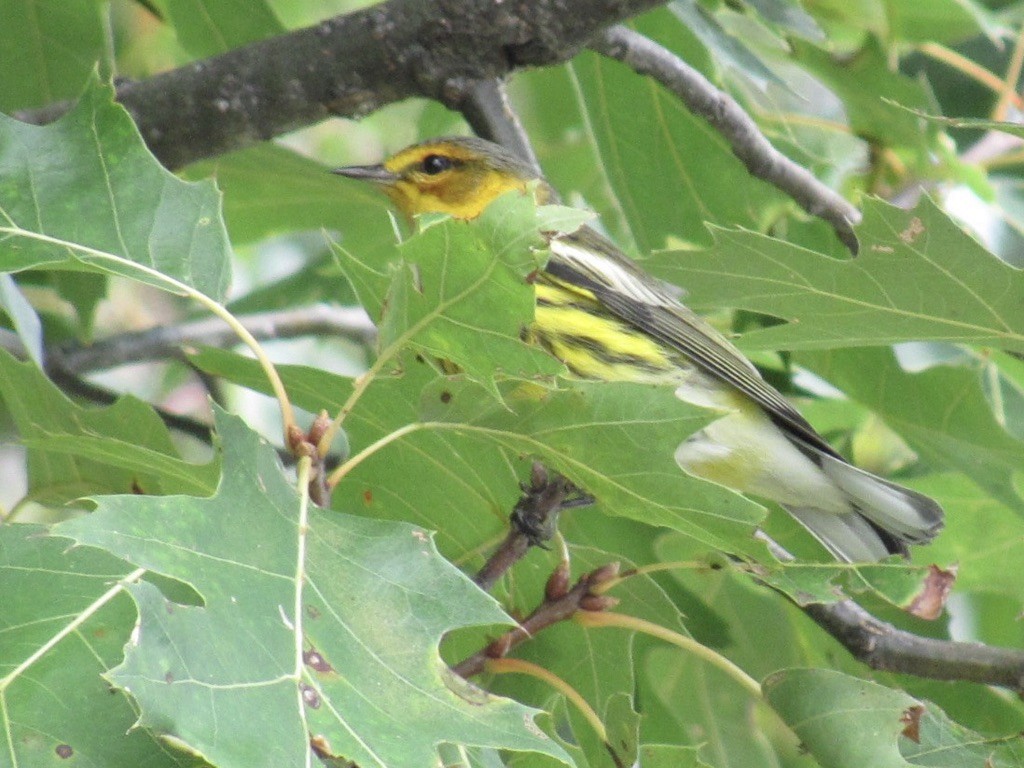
785;447;944;562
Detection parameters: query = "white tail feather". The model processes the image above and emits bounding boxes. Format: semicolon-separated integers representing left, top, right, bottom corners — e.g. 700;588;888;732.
815;450;944;545
784;506;894;562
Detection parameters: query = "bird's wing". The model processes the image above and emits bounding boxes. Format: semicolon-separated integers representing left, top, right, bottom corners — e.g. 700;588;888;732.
546;227;841;458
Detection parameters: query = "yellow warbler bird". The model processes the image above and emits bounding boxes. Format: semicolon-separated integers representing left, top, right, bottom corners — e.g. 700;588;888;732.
333;136;944;562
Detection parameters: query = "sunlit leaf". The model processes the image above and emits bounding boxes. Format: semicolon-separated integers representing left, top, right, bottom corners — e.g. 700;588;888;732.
56;410;569;767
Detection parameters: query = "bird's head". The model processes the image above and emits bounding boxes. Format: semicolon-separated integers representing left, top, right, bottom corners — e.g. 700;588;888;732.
333;136;552;220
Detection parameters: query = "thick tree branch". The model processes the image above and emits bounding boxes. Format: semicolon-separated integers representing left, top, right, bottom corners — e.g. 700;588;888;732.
805;599;1024;691
756;534;1024;691
18;0;666;171
16;2;862;246
590;25;862;253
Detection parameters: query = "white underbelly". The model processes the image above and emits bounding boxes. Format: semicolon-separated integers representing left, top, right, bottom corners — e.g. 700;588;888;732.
673;376;849;514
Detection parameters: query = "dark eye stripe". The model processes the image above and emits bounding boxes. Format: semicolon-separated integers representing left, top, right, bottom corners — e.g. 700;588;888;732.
421;154;453;175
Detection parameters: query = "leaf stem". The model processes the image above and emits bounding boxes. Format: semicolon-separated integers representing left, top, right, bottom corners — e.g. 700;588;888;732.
325;422;426;488
0;229;296;436
485;657;608;744
316;369;375;458
575;611;762;698
994;23;1024;121
292;457;311;725
918;43;1022;107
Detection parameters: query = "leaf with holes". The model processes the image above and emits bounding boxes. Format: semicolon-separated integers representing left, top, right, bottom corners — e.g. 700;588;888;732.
0;524;199;768
55;410;568;768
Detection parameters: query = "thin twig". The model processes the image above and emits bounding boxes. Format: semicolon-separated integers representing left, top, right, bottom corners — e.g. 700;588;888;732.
48;305;375;375
452;562;620;679
459;79;545;179
45;365;216;445
590;25;862;254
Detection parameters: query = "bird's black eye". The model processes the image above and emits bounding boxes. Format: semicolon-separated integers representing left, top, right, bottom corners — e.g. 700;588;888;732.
421;154;453;175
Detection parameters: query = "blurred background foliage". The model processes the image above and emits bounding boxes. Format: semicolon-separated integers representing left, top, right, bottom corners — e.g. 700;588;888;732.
3;0;1024;766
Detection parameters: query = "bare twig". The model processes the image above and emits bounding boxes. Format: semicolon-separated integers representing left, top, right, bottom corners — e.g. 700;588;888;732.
590;25;862;254
459;79;545;179
453;562;620;679
48;305;375;375
805;599;1024;692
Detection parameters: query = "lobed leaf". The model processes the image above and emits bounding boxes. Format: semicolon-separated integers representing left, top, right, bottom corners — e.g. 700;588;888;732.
648;197;1024;354
0;77;231;301
55;410;568;767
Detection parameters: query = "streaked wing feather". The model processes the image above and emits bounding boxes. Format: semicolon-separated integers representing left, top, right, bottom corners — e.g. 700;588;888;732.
547;228;840;457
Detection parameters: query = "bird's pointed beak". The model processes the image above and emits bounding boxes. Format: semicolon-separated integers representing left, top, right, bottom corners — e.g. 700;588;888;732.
331;164;400;184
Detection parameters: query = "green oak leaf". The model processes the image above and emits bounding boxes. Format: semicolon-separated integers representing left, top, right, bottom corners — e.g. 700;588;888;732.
165;0;284;57
333;190;582;394
0;76;231;301
0;0;105;112
765;668;1024;767
55;410;568;768
0;350;218;505
801;347;1024;511
0;524;203;768
562;47;785;253
648;197;1024;354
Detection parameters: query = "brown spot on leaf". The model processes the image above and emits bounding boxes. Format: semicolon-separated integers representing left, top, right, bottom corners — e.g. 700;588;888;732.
440;389;452;404
900;704;924;743
304;648;334;673
300;683;321;709
899;216;924;244
362;488;373;505
164;671;174;684
55;745;73;759
309;735;332;758
908;564;957;620
306;604;321;620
